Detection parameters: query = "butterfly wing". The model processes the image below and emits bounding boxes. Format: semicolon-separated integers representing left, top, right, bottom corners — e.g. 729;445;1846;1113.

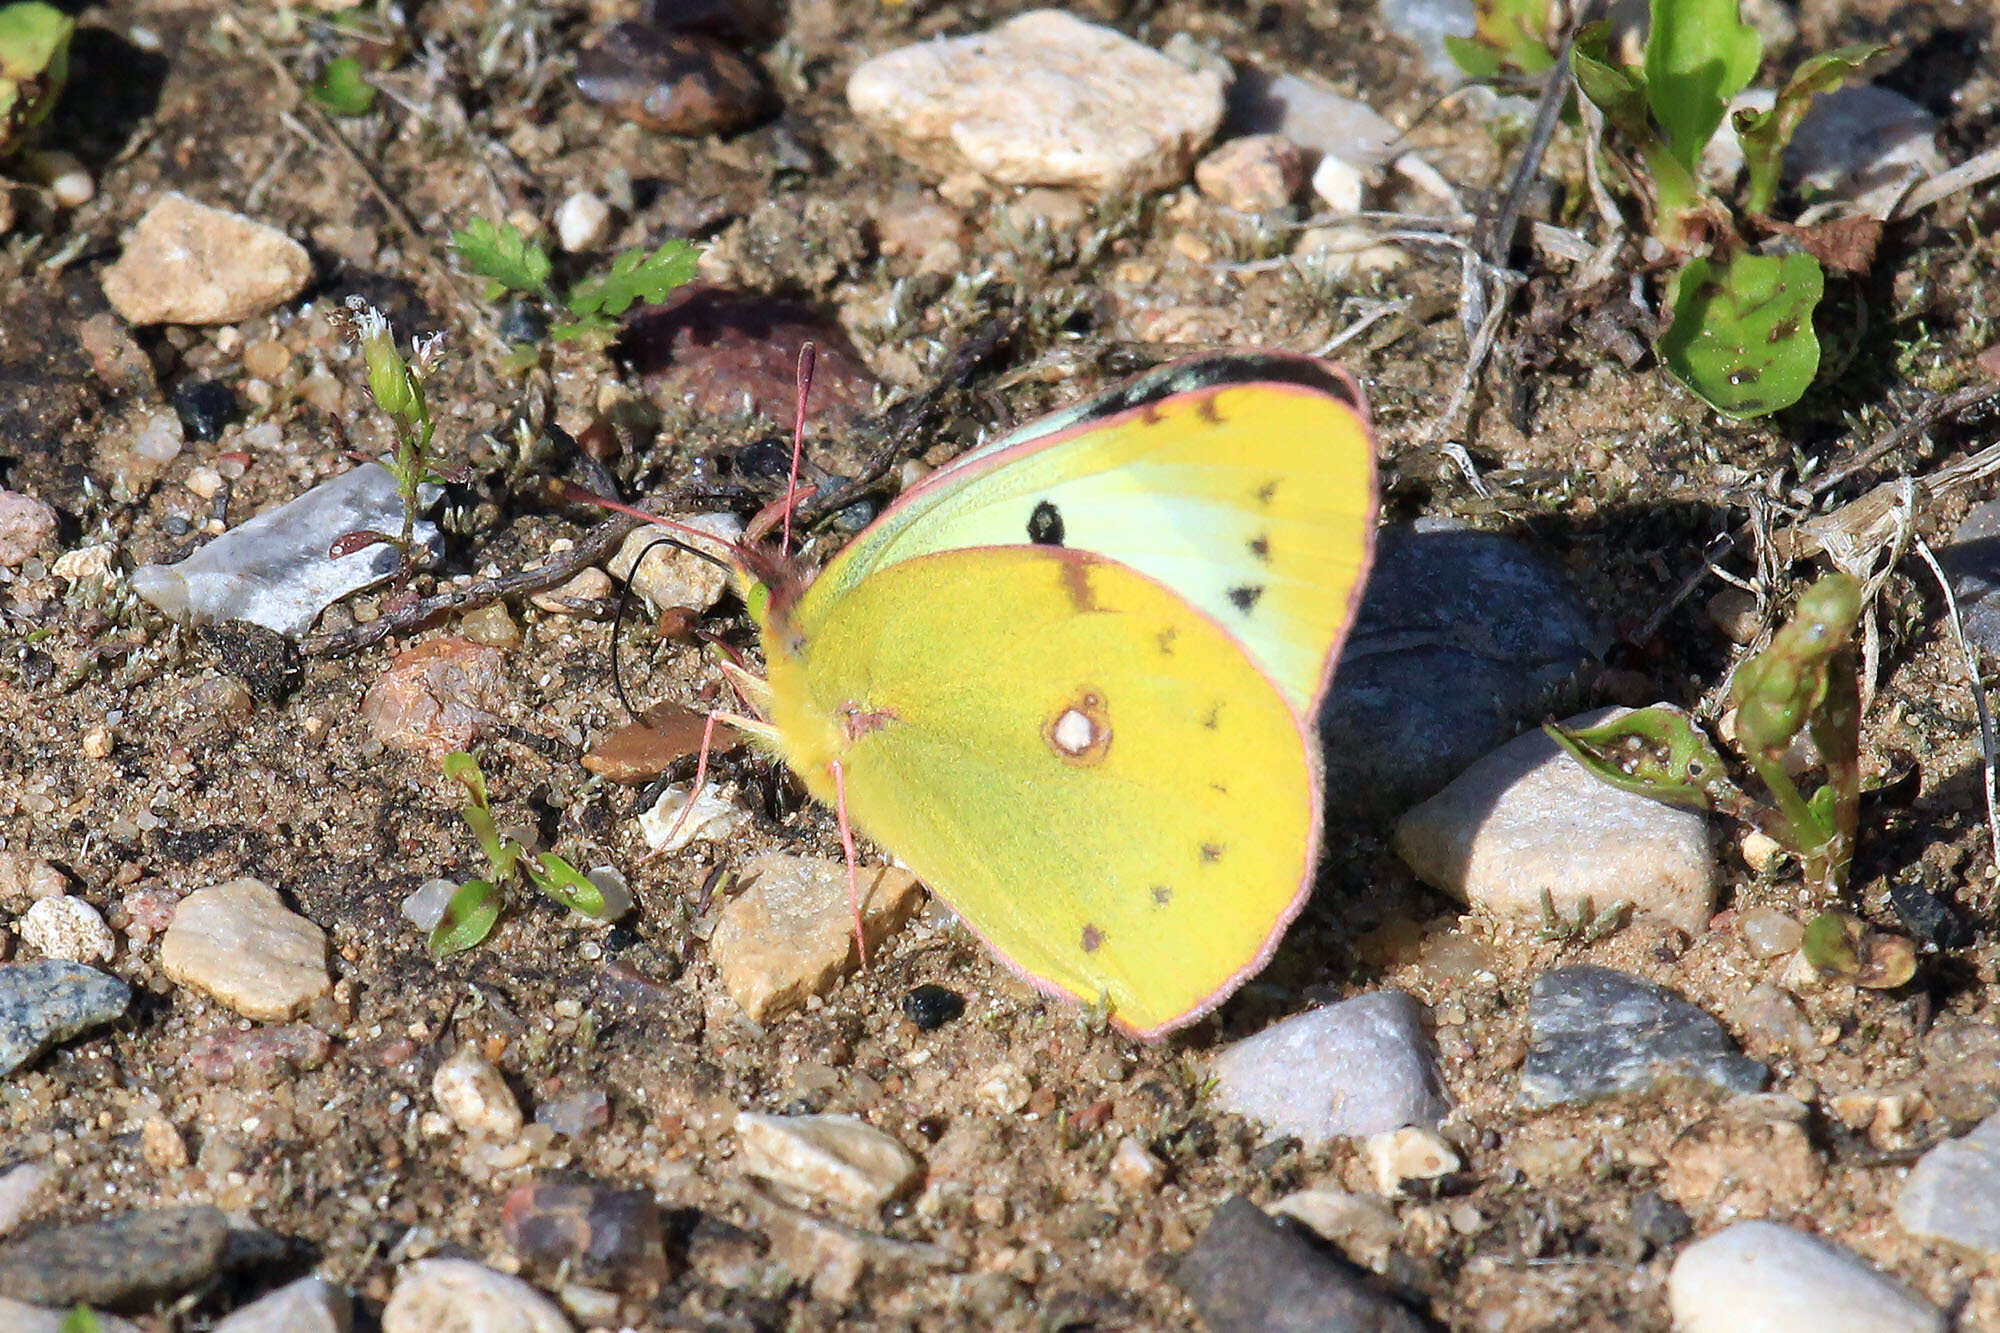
808;352;1377;717
765;544;1318;1037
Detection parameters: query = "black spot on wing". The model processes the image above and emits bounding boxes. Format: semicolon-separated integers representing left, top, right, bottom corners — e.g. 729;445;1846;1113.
1248;533;1270;562
1028;500;1065;546
1200;842;1225;864
1156;626;1177;656
1255;481;1278;507
1081;924;1104;953
1151;885;1172;905
1228;585;1264;613
1201;704;1221;730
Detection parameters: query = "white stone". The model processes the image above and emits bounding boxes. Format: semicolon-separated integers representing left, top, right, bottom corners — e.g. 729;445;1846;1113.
554;191;612;253
638;781;750;853
0;1160;49;1237
1310;154;1368;212
101;193;313;326
1227;68;1402;168
432;1048;524;1139
159;878;331;1020
381;1259;572;1333
0;491;58;568
1364;1126;1460;1194
527;567;612;615
736;1111;920;1211
1269;1188;1401;1267
606;512;742;616
213;1276;351;1333
1209;991;1448;1146
1293;224;1406;279
1394;707;1718;933
846;10;1226;197
17;895;116;963
401;879;459;931
978;1063;1033;1114
1897;1113;2000;1255
1668;1220;1944;1333
133;410;186;464
1108;1137;1163;1191
51;544;116;584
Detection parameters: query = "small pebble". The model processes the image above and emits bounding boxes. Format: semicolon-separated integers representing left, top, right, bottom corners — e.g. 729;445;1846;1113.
159;877;331;1021
242;339;292;380
583;866;634;921
528;567;614;616
0;492;58;569
0;855;65;911
901;984;965;1031
184;1022;330;1087
502;1175;668;1285
457;603;521;648
381;1259;573;1333
1209;991;1448;1145
360;636;511;759
1226;68;1403;167
138;1115;187;1170
1395;707;1718;933
1108;1137;1164;1192
1786;84;1945;217
1268;1188;1401;1268
1523;966;1766;1106
1668;1220;1944;1333
536;1088;611;1138
735;1111;920;1211
709;854;922;1023
172;379;237;441
0;1205;228;1308
16;896;115;963
1177;1196;1430;1333
1739;906;1805;958
607;513;742;615
432;1048;525;1139
573;22;769;136
1897;1112;2000;1254
1194;134;1307;212
0;1162;49;1237
555;191;613;253
846;10;1226;197
212;1275;351;1333
979;1063;1033;1114
37;151;94;209
638;781;750;852
0;960;130;1076
101;193;312;325
1364;1126;1460;1194
401;878;459;932
132;410;186;464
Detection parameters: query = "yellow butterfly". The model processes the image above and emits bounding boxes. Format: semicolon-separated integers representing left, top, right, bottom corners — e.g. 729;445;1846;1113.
683;351;1377;1037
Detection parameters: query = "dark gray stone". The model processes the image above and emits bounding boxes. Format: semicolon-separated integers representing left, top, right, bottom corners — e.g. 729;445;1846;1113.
1522;966;1767;1107
1321;524;1604;815
0;961;130;1076
1178;1196;1434;1333
0;1206;228;1307
1940;501;2000;655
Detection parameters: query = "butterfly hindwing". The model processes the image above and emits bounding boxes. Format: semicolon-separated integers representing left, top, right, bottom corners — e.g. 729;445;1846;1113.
808;352;1377;717
765;544;1318;1037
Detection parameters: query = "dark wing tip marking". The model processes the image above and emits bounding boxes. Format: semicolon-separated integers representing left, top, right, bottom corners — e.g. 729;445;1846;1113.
1028;499;1065;546
1248;534;1270;562
1255;481;1278;506
1156;626;1178;656
1228;584;1264;613
1151;885;1172;905
1200;842;1225;863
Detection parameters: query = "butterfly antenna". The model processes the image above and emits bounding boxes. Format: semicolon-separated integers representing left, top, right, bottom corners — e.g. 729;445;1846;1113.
828;758;868;969
781;342;817;557
607;534;682;720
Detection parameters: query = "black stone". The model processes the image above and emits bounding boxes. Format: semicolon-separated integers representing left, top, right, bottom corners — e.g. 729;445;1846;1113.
902;984;965;1031
172;379;237;441
1889;877;1970;950
1176;1196;1434;1333
1522;965;1768;1107
1629;1190;1692;1251
499;299;548;344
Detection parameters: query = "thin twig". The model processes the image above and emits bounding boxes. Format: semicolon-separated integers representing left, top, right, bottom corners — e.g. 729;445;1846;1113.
1914;537;2000;872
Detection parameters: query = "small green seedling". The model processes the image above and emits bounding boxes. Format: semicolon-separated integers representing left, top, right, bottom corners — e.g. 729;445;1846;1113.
452;217;700;352
0;0;71;156
429;751;610;957
1451;0;1882;418
333;300;453;575
60;1306;100;1333
311;56;377;117
1798;910;1915;988
1548;572;1862;896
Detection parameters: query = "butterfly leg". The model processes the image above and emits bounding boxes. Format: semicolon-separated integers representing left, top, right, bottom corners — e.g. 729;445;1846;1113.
643;710;725;860
827;757;868;969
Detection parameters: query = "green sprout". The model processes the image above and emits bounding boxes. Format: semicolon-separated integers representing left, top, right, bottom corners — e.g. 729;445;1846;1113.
335;299;450;574
1450;0;1883;418
1548;572;1862;896
451;217;700;352
429;751;610;957
311;56;377;117
0;1;70;157
60;1306;100;1333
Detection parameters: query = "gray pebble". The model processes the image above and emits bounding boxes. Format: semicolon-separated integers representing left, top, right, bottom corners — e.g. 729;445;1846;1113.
1209;991;1449;1145
1897;1113;2000;1254
1668;1220;1943;1332
0;960;130;1077
0;1205;229;1307
1322;524;1604;815
1522;965;1766;1107
1374;0;1474;83
1177;1195;1431;1333
1937;500;2000;656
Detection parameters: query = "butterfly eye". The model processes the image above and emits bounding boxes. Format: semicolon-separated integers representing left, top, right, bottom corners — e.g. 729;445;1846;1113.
1027;500;1065;546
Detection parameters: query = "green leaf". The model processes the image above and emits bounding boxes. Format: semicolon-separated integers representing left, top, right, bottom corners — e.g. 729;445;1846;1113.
444;751;520;879
1545;706;1738;810
442;750;489;807
1660;249;1824;418
428;879;502;957
1800;911;1858;975
564;241;701;320
1444;0;1557;80
452;218;554;301
1644;0;1761;174
59;1307;100;1333
0;0;72;153
1735;43;1882;213
311;55;377;116
1729;572;1861;758
524;853;609;919
1571;23;1651;139
548;314;618;345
